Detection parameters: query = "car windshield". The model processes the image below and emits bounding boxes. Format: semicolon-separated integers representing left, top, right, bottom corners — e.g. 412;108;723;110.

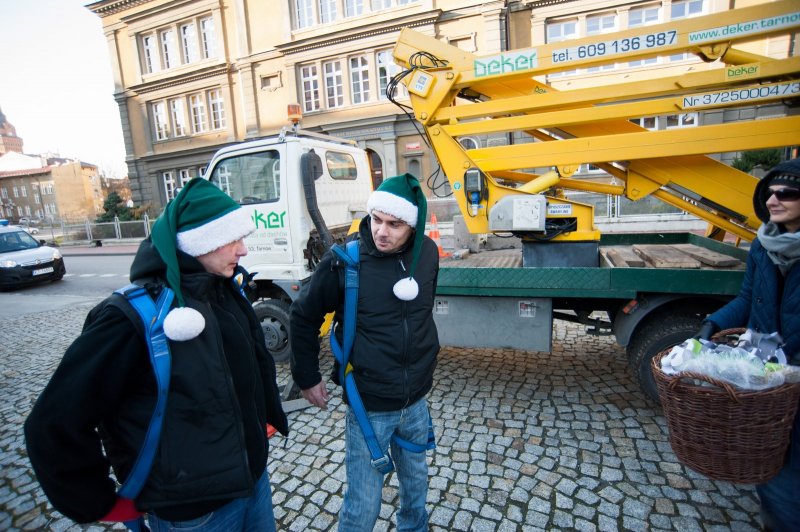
0;230;40;253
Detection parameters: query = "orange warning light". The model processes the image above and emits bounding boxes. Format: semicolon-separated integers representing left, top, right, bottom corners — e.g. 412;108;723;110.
288;103;302;125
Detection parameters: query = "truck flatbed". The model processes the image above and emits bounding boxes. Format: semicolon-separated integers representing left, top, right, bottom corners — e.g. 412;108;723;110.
437;232;747;299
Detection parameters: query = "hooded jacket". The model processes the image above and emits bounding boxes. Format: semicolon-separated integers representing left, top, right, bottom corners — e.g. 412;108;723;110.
706;238;800;363
24;239;288;523
290;215;440;411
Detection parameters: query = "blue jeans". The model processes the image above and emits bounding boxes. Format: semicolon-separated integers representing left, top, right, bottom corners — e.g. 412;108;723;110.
339;398;431;532
147;468;276;532
757;412;800;532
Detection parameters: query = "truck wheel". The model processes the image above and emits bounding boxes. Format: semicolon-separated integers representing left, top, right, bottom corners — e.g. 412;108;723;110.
254;300;291;364
626;312;701;404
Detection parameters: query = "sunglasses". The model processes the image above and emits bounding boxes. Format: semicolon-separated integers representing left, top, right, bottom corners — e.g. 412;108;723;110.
766;188;800;202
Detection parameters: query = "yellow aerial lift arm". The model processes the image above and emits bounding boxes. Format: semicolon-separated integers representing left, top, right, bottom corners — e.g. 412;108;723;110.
393;0;800;243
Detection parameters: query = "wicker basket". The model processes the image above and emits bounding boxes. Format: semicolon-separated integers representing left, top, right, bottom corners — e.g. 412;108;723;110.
652;328;800;484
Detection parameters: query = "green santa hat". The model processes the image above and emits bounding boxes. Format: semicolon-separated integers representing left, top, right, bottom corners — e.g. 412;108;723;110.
367;173;427;301
151;177;254;341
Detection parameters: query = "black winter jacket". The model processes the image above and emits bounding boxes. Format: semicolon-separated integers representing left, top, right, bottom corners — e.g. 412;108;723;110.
24;239;288;523
290;216;440;411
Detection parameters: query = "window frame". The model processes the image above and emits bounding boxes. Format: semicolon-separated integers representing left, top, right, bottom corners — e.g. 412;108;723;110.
208;89;226;130
377;49;406;100
200;17;217;59
160;28;177;69
586;12;617;72
163;171;177;201
318;0;337;24
295;0;314;29
345;0;364;17
153;101;169;141
189;93;209;133
546;19;579;78
301;64;321;112
323;60;344;108
178;168;194;188
139;14;217;76
349;55;370;104
169;98;187;137
150;89;226;141
628;4;662;67
670;0;706;61
142;34;160;73
180;22;199;64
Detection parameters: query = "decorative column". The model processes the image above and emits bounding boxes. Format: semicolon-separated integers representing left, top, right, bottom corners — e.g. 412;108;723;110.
483;1;507;54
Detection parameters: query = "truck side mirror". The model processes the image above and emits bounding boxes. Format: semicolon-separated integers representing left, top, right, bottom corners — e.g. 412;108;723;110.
301;150;324;181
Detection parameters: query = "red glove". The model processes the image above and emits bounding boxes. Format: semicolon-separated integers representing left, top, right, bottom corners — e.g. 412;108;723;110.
266;423;277;438
100;497;143;522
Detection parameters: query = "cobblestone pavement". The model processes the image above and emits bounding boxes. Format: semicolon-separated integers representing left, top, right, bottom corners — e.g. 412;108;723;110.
1;301;762;531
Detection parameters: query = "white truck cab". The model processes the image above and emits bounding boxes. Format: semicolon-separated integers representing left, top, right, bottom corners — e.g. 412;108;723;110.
204;127;373;361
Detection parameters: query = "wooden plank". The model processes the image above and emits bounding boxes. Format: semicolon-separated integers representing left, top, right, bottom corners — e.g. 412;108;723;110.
599;248;616;267
671;243;743;267
600;246;646;267
632;244;701;269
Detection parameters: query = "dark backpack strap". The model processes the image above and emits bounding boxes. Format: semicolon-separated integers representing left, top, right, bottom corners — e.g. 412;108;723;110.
111;284;174;510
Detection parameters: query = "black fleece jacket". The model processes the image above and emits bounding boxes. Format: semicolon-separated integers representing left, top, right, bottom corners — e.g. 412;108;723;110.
24;239;288;523
289;216;440;411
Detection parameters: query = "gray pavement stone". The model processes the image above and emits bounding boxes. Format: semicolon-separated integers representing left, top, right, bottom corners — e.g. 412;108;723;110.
1;303;766;531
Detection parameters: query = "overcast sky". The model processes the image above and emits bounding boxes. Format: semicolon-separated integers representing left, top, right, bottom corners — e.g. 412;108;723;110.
0;0;127;178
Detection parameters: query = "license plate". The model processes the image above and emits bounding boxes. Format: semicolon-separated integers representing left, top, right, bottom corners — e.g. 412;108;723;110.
32;267;54;276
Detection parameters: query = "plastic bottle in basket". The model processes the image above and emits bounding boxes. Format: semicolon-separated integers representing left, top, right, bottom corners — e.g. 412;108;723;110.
660;338;789;390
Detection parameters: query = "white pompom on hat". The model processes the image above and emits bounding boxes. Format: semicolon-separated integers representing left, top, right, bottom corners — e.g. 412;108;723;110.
151;178;255;341
367;173;427;301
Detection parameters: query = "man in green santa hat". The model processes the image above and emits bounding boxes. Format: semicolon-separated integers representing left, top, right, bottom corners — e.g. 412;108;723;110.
290;173;440;531
25;178;288;531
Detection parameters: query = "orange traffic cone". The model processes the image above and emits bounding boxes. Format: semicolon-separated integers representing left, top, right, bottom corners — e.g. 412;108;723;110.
428;213;450;258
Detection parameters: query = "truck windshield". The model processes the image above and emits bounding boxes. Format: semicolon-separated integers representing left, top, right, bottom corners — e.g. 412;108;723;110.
208;150;281;204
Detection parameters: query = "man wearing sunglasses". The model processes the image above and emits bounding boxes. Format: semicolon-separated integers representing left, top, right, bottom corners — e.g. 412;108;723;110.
696;157;800;532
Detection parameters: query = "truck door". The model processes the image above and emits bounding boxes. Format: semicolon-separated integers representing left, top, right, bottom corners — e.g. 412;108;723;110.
207;148;293;266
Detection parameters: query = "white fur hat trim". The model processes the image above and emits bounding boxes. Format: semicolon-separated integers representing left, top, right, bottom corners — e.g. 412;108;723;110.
367;190;418;228
177;207;254;257
393;277;419;301
163;306;206;341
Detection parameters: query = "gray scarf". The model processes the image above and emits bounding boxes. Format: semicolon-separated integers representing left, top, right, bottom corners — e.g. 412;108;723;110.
757;222;800;276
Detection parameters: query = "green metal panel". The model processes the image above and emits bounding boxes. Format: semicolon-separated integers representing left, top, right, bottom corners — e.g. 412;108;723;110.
607;267;744;295
436;267;615;297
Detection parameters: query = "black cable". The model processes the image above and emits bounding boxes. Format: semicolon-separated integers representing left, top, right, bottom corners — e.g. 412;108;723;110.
387;53;454;199
386;52;450;150
522;217;578;241
426;166;453;198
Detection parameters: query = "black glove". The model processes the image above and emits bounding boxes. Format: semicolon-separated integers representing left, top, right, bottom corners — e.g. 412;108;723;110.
694;321;718;341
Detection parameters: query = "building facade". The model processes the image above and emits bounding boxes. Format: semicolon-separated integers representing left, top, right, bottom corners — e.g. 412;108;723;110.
0;153;105;223
87;0;796;213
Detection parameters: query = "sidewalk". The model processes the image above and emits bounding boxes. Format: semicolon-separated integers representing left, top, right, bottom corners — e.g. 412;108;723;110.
57;241;141;256
1;306;762;531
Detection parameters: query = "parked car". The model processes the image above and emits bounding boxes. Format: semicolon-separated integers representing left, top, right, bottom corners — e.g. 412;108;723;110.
0;223;65;289
11;224;39;235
